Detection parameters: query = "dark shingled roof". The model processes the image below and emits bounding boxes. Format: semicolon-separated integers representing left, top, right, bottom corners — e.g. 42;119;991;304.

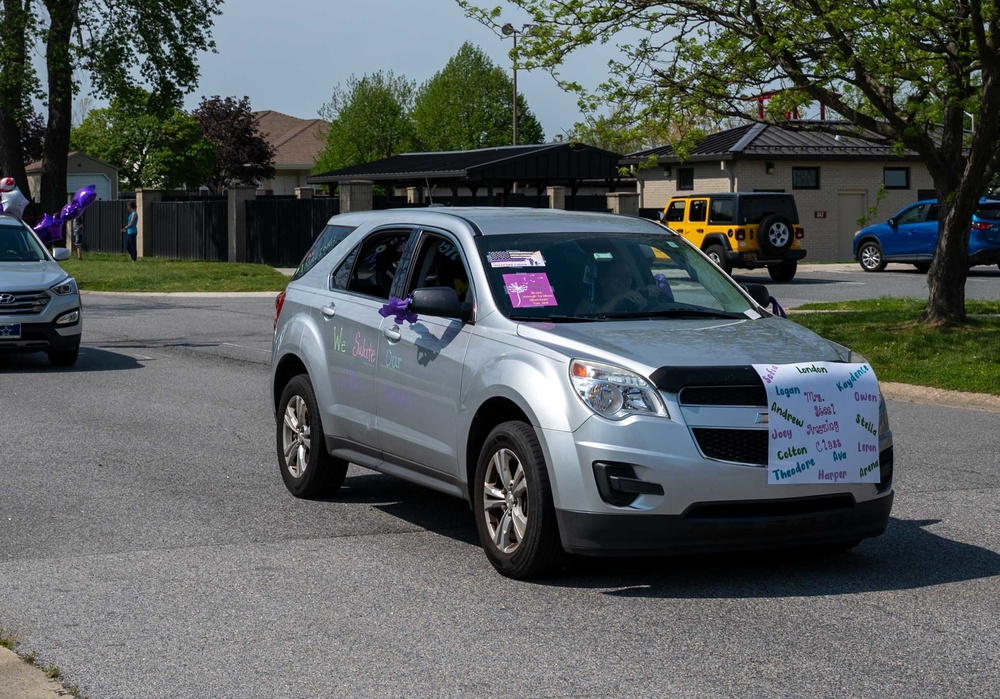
307;142;625;185
620;122;921;164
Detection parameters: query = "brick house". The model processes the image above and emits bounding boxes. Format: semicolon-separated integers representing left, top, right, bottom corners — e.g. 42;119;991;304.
254;110;329;195
622;122;934;262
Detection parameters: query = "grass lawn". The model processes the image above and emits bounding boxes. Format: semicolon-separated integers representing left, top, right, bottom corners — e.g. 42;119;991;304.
61;253;289;292
792;297;1000;396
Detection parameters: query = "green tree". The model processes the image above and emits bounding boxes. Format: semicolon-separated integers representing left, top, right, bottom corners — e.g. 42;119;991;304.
193;95;276;194
314;71;417;173
71;90;214;191
459;0;1000;326
0;0;221;211
411;42;544;151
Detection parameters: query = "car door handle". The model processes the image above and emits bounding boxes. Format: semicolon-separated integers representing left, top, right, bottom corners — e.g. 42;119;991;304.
383;325;401;342
321;304;336;319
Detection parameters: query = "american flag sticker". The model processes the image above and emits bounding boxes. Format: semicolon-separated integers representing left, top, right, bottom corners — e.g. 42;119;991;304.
488;250;546;268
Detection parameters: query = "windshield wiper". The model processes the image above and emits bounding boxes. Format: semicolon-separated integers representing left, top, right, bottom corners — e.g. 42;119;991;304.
508;313;597;323
610;308;745;320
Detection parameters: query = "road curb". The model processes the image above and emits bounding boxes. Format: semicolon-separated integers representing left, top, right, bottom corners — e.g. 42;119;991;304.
0;647;70;698
880;381;1000;413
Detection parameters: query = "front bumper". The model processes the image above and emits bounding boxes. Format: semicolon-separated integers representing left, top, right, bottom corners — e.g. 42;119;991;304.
0;309;82;354
557;491;893;556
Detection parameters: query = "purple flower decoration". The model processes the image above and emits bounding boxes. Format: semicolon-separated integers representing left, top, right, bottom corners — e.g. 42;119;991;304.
379;296;418;325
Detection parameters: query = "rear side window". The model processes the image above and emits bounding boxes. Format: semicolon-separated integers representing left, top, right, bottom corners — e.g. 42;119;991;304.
974;202;1000;220
709;198;735;223
292;224;355;280
740;196;798;224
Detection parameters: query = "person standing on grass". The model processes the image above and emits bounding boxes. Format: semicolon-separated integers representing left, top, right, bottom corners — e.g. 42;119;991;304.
121;201;138;262
72;217;85;260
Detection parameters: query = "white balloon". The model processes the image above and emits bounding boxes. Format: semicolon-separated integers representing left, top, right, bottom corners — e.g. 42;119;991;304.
0;186;29;219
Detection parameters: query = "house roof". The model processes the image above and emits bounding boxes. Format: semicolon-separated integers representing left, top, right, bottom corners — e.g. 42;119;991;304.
621;122;922;164
307;142;625;186
254;110;328;169
25;151;118;173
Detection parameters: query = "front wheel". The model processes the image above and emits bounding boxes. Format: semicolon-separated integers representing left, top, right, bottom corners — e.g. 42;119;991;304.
276;375;348;498
768;260;797;283
857;241;887;272
474;421;563;579
704;244;731;275
47;345;79;367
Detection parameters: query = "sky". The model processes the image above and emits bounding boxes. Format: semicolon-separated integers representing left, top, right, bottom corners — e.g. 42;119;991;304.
170;0;615;140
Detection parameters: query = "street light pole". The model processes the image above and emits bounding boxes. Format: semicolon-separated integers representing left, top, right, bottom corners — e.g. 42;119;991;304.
502;23;519;146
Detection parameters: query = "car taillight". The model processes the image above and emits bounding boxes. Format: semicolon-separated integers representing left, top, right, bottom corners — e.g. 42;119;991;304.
795;226;805;239
971;221;991;230
735;228;746;241
274;289;286;331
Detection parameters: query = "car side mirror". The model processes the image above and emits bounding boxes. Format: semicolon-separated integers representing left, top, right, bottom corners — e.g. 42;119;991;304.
658;210;665;222
410;286;469;321
887;217;896;228
51;247;70;261
741;282;772;309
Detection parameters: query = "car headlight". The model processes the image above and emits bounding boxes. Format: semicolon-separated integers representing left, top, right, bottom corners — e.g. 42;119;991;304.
50;277;78;296
570;359;668;419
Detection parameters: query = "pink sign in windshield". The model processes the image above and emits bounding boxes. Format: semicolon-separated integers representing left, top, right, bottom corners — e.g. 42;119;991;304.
503;273;558;308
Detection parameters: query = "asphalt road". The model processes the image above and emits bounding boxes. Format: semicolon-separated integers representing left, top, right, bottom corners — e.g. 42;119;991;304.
1;267;998;698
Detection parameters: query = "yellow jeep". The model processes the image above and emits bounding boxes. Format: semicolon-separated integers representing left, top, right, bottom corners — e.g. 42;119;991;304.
661;192;807;282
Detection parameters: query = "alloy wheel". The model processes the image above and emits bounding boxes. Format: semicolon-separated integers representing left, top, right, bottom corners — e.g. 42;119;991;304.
482;447;528;554
282;395;310;478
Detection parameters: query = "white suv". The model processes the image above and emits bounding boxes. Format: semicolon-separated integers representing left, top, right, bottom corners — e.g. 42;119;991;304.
0;215;82;366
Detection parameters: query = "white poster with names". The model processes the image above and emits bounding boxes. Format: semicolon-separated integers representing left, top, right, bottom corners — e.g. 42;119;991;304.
752;362;882;485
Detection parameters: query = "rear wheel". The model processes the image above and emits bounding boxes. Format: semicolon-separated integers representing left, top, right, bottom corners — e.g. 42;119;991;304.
767;260;797;282
758;215;793;256
276;374;348;498
704;244;731;275
474;421;563;579
857;240;887;272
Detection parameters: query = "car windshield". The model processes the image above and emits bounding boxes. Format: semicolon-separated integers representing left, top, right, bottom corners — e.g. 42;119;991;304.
475;229;755;321
0;220;47;262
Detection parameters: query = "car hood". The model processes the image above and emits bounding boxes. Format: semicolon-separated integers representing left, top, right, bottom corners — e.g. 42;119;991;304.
516;315;846;373
0;260;69;291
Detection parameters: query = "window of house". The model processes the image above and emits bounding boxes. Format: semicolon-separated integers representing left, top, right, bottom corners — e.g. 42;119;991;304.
677;168;694;191
791;167;820;190
884;167;910;190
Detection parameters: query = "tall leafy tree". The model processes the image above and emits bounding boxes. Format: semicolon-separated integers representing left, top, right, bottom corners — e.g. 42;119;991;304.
193;95;276;194
314;71;417;173
460;0;1000;325
411;42;544;151
71;89;214;191
20;110;45;164
0;0;221;211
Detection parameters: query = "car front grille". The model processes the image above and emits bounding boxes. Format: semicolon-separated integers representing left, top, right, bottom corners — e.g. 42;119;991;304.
0;289;49;315
692;428;768;465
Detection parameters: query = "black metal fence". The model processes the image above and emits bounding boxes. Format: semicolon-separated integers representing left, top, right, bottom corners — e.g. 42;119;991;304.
150;201;228;261
247;197;341;267
79;200;130;253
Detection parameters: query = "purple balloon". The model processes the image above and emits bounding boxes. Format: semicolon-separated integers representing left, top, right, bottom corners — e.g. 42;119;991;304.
73;184;97;209
60;200;82;221
32;213;64;245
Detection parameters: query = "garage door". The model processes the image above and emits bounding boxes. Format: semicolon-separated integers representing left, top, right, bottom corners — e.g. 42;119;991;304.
67;174;112;201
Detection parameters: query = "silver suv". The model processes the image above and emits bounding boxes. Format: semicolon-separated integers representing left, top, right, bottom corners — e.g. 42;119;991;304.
271;208;894;579
0;215;82;366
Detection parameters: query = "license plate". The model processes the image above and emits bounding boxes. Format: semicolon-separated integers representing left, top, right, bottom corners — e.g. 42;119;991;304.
744;252;757;262
0;323;21;339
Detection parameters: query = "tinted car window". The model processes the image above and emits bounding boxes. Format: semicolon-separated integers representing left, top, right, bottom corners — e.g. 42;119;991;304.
739;195;798;223
895;205;925;225
665;201;686;222
0;222;46;262
292;224;355;280
406;233;472;303
344;231;410;299
709;198;735;223
974;202;1000;220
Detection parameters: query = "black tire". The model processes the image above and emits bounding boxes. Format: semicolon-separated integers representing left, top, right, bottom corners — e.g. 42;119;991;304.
473;421;563;579
758;215;793;256
704;244;731;275
818;539;862;553
856;240;887;272
768;259;797;283
914;261;931;273
47;345;79;367
276;374;348;499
